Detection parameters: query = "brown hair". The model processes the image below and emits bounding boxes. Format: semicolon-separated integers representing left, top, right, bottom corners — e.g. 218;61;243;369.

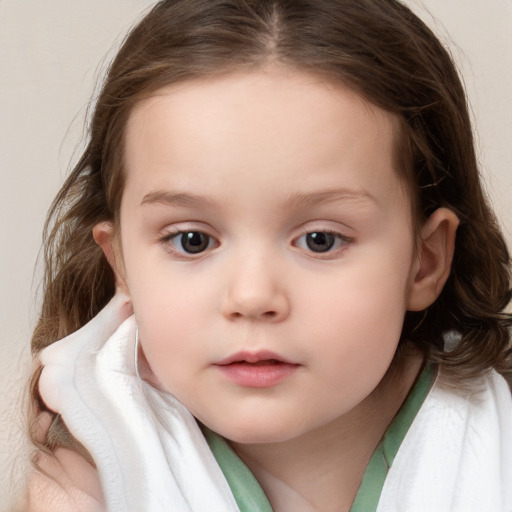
31;0;511;456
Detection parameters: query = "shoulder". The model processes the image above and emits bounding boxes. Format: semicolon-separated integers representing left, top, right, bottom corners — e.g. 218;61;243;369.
377;370;512;511
395;368;512;474
24;447;105;512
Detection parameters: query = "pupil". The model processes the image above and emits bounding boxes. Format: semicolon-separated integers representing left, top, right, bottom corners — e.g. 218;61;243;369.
306;232;335;252
181;232;208;253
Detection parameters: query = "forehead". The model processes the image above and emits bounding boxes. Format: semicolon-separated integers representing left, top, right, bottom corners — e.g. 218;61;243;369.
122;68;408;214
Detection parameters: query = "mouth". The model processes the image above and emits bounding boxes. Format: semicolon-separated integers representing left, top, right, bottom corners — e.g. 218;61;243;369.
215;350;296;366
214;351;299;388
230;359;282;366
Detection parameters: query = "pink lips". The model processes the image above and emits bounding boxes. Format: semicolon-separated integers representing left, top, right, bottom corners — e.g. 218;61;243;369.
214;351;299;388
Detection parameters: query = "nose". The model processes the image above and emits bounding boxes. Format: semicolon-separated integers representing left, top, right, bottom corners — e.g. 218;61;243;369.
221;253;290;322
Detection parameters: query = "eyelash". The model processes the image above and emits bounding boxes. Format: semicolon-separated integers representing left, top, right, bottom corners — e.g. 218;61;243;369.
158;228;353;258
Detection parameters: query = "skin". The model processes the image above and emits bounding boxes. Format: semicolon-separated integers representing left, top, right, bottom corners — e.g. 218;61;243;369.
21;412;104;511
94;67;458;511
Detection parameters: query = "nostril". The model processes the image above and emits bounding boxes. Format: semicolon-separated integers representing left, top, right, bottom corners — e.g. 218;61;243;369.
222;290;290;321
229;310;277;320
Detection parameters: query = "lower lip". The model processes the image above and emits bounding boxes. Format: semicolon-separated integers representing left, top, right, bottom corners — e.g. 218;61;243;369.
216;361;299;388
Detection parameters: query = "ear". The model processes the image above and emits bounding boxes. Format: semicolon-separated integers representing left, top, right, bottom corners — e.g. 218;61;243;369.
407;208;459;311
93;221;129;295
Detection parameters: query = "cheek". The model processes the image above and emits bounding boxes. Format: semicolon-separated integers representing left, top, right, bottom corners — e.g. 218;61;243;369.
134;291;201;352
127;269;215;390
136;312;197;394
119;222;220;377
301;249;412;368
304;252;411;327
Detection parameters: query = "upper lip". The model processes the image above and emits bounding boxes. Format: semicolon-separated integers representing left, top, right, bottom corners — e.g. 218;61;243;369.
214;350;298;366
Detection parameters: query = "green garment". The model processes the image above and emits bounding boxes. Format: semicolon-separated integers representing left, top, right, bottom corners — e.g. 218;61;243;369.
204;428;274;512
203;363;435;512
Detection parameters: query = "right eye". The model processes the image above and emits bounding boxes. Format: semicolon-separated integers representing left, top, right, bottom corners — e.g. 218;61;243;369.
162;230;217;255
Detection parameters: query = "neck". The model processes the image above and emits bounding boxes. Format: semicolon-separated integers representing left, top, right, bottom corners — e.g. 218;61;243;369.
230;349;424;512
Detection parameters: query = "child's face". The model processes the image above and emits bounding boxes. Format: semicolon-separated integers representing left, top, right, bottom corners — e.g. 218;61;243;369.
117;68;421;444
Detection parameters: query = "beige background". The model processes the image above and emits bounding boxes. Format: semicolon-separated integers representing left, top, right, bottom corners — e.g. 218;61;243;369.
1;1;511;508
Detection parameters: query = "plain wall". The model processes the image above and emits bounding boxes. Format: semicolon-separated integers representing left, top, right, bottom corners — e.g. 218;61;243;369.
1;1;511;508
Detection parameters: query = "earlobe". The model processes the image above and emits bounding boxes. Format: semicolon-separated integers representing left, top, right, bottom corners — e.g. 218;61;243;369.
407;208;459;311
93;221;129;294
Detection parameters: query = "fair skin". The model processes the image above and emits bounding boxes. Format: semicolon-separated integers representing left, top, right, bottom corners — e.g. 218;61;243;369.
91;68;457;511
22;412;104;512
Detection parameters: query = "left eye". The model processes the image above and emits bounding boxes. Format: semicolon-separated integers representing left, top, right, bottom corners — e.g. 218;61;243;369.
168;231;216;254
295;231;349;253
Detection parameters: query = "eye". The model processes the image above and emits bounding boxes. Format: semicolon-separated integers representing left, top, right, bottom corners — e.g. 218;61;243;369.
295;231;350;254
163;230;217;255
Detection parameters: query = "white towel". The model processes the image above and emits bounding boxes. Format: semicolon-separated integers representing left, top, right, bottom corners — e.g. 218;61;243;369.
39;292;240;512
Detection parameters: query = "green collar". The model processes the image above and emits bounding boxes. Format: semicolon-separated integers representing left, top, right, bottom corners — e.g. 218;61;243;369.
203;428;273;512
350;362;435;511
203;363;435;512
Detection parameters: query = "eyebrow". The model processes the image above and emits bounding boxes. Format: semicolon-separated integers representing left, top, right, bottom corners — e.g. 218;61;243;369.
285;188;377;209
140;190;219;208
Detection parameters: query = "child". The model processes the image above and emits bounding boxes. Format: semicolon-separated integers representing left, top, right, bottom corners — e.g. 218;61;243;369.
25;1;512;511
